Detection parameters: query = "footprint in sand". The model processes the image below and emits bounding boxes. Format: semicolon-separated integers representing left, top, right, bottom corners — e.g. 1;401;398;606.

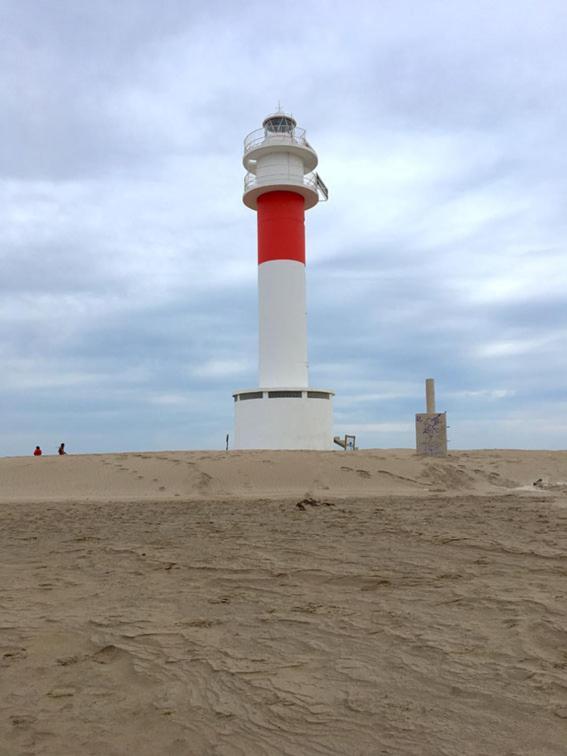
355;469;371;479
10;714;36;728
2;648;27;666
47;687;76;698
184;619;223;628
291;602;323;613
91;644;127;665
56;655;82;666
521;620;567;664
198;472;212;489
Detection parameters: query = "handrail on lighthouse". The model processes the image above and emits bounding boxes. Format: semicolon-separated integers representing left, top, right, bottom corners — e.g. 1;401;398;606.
315;172;329;200
244;126;310;154
244;170;329;202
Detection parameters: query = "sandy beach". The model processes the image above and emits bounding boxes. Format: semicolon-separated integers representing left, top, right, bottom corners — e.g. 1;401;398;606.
1;449;567;755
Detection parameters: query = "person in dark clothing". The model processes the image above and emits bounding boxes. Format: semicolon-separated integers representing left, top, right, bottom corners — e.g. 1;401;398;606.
58;443;67;455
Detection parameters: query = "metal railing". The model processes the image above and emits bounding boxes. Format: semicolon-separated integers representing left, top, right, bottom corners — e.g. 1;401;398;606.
243;171;328;201
244;171;319;194
244;126;312;154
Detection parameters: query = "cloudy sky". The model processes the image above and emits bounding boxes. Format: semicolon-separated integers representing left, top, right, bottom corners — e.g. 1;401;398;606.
1;0;566;455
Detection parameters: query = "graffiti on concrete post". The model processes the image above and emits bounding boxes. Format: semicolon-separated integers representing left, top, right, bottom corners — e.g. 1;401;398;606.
416;412;448;457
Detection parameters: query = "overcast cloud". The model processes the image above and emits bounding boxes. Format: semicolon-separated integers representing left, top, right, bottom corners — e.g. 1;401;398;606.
1;0;566;455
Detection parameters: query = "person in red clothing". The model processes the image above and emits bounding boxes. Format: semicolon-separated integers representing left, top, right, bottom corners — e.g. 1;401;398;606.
33;446;42;456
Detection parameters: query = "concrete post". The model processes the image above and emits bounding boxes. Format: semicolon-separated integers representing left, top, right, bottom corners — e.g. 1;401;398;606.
425;378;436;413
416;377;448;457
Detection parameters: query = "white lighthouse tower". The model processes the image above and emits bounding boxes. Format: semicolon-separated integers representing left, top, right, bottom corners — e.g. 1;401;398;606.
233;110;334;450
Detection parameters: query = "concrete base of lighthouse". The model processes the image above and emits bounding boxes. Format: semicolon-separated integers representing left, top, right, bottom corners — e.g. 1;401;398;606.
233;388;334;450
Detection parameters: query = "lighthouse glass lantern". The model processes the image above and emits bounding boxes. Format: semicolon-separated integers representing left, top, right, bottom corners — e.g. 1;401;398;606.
232;110;333;450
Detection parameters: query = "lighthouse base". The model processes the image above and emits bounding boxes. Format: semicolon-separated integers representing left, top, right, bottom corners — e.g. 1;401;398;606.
233;388;334;450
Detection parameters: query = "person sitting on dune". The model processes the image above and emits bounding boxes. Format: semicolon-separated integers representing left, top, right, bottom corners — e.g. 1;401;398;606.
58;443;67;455
33;446;42;456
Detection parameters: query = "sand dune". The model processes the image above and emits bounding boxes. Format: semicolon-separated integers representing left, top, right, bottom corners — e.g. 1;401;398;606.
2;448;567;503
1;449;567;754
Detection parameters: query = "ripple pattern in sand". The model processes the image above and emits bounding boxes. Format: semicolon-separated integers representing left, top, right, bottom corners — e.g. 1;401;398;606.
1;494;567;754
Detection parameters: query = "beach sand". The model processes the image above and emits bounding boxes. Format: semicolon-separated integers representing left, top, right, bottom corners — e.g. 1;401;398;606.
1;449;567;755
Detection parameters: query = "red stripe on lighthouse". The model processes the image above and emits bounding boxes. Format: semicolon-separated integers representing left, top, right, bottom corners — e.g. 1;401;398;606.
257;191;305;265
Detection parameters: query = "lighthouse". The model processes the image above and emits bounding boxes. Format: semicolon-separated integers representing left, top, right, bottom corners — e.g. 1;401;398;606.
233;110;334;449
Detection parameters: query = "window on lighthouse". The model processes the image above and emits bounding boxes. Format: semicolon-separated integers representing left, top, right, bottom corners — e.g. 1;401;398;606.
264;116;295;134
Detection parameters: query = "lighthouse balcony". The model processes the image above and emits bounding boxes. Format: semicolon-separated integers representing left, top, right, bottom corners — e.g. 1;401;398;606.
244;125;310;153
244;170;318;193
243;171;327;210
243;126;318;174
